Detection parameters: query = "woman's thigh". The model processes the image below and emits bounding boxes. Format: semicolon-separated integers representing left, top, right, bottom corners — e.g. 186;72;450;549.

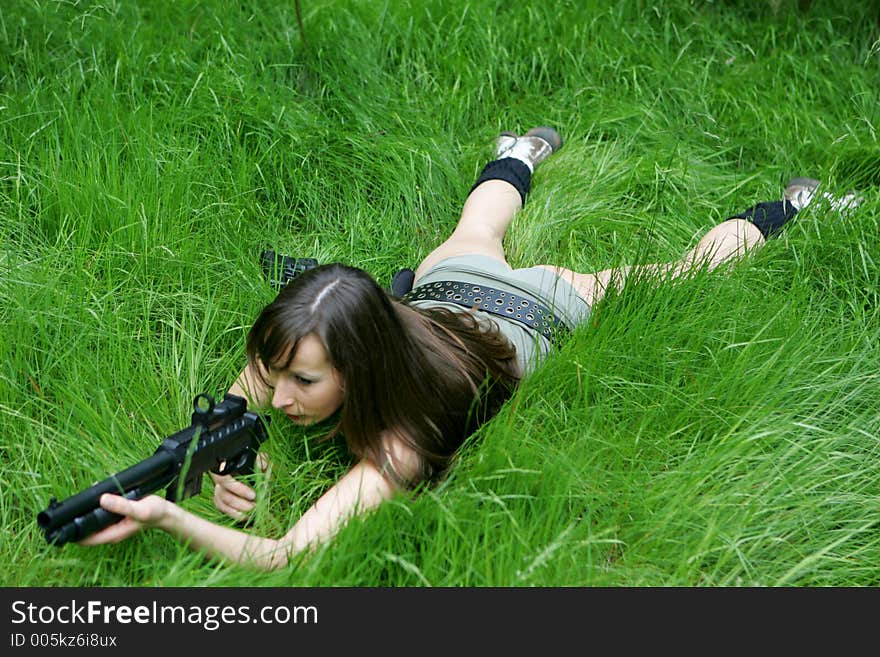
415;235;510;281
536;265;624;309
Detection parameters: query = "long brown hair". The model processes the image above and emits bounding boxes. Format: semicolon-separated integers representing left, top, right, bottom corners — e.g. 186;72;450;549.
246;263;520;485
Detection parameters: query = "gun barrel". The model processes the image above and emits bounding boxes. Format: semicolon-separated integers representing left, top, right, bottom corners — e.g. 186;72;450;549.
42;488;147;547
37;450;176;535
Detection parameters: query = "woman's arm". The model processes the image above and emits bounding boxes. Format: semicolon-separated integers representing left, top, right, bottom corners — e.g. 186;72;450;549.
83;458;398;571
228;360;272;409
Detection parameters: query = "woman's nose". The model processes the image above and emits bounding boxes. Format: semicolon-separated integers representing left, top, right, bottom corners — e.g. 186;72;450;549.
271;378;296;409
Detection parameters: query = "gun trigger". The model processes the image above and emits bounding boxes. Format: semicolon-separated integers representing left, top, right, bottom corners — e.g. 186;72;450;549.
224;453;250;475
235;452;250;470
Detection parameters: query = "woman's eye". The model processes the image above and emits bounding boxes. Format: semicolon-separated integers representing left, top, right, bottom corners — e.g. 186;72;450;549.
295;376;314;385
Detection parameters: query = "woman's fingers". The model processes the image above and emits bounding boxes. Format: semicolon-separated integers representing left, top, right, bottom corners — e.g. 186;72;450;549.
77;517;142;545
75;493;160;545
208;451;272;520
97;492;139;518
213;491;250;521
256;451;272;475
212;474;256;503
101;493;168;524
211;474;256;519
214;487;255;515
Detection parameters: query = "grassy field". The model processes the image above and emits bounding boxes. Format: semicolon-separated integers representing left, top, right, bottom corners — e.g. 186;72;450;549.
2;0;879;587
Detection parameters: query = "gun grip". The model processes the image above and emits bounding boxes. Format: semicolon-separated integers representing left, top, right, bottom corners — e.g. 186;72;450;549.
166;472;203;502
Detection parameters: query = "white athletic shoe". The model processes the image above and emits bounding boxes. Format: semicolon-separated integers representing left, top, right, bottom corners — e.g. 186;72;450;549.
494;126;563;172
784;177;863;215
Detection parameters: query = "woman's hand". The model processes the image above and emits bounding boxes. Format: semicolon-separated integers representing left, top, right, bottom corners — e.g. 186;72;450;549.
77;494;174;545
210;452;272;521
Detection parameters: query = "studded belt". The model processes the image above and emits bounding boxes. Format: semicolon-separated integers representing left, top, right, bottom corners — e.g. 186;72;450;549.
403;280;570;344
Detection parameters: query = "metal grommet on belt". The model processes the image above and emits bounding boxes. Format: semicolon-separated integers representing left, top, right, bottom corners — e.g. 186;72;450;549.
403;280;570;344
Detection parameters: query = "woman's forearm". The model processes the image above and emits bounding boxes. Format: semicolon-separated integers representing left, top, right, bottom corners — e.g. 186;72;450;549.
158;503;293;571
157;459;397;571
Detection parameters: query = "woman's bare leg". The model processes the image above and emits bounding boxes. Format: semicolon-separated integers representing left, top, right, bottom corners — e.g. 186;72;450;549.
415;180;522;279
539;176;864;308
414;128;563;281
540;218;765;308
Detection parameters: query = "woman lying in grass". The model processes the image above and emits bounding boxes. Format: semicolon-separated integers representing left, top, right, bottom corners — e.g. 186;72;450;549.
80;127;861;569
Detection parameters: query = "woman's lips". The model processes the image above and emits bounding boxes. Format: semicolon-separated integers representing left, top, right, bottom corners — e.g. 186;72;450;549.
286;413;303;422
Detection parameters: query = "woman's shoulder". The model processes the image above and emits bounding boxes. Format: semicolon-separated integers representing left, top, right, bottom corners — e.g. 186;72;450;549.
377;428;429;488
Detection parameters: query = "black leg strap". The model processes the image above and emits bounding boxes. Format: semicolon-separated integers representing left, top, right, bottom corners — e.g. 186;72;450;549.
732;200;799;239
470;158;532;205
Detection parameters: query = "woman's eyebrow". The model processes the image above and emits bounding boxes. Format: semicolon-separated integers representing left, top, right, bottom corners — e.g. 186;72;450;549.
270;364;320;378
291;369;320;378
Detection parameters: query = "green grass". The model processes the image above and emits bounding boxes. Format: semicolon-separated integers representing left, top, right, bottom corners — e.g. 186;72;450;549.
2;0;879;586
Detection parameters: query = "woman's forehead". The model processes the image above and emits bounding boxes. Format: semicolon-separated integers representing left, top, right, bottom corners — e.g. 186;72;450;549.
269;333;330;371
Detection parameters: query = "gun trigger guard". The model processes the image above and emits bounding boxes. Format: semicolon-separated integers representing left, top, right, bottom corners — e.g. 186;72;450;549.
215;452;250;476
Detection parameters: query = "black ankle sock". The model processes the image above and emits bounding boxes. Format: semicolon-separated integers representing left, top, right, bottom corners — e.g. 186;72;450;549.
470;158;532;205
731;200;799;239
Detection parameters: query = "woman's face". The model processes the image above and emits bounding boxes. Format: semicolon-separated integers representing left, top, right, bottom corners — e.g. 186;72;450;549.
265;333;344;425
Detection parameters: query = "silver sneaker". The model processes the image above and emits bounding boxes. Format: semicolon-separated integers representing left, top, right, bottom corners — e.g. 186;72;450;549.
494;126;563;172
784;177;863;214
